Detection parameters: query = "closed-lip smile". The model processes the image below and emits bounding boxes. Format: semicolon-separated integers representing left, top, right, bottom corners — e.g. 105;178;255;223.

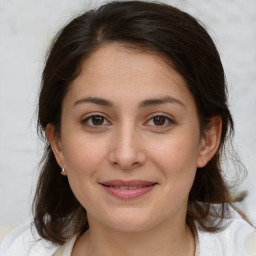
99;180;158;200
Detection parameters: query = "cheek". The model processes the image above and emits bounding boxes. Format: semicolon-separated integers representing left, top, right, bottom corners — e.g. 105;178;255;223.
149;131;200;187
60;135;108;210
61;134;109;175
153;138;200;168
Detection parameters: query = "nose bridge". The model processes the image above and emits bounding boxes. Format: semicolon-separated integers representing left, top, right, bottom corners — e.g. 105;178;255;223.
119;122;136;152
110;120;145;169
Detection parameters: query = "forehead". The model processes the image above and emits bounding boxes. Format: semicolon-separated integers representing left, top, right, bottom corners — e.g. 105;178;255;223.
80;43;181;83
66;43;196;112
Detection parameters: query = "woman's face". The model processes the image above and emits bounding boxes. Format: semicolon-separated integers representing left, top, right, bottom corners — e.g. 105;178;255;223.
49;43;212;232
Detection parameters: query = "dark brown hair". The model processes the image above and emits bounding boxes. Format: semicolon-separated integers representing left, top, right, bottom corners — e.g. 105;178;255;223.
34;0;240;245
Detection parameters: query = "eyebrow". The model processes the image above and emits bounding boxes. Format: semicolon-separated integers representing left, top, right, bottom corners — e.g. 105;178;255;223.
73;97;114;107
138;96;185;108
73;96;185;108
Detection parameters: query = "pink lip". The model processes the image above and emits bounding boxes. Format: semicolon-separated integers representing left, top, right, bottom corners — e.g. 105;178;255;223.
99;180;157;200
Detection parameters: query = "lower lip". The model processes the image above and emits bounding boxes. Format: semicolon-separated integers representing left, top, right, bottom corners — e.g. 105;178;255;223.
101;185;156;200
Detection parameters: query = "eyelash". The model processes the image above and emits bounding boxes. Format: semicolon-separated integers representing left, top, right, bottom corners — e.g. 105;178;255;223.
145;114;175;128
81;113;175;129
81;114;111;129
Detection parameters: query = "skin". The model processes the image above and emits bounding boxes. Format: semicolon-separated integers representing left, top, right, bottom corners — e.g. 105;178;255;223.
47;43;222;256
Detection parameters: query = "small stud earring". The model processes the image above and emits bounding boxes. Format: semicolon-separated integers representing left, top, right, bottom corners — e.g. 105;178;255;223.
61;168;67;176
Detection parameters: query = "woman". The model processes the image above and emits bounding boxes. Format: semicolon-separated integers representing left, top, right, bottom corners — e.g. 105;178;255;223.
0;1;255;255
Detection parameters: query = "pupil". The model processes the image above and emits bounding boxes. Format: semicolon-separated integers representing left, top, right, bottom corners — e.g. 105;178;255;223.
153;116;165;126
92;116;104;125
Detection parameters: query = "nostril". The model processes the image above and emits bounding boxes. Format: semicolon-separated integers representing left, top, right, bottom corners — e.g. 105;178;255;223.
108;145;146;170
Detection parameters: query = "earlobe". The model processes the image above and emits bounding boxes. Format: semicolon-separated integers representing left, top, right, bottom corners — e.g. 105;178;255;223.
197;116;222;168
45;123;65;170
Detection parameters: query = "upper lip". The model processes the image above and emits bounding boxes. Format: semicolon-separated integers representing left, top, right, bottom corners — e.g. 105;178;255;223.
99;180;157;187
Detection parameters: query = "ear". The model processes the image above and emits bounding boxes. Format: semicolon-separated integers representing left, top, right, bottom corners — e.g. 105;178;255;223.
197;116;222;168
45;123;66;175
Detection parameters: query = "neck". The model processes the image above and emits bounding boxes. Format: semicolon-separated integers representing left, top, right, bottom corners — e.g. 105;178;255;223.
73;214;195;256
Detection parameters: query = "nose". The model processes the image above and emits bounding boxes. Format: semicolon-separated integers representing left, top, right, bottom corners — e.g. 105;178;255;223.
108;125;146;170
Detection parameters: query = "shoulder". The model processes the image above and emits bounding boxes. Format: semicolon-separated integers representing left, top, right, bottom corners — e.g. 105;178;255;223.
244;228;256;256
0;221;60;256
197;210;256;256
0;225;17;243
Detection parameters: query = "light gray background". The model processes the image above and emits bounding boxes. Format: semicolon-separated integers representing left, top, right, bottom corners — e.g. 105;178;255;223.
0;0;255;225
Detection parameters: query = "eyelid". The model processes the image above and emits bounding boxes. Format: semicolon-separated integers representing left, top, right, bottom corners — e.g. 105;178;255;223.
81;113;112;128
144;113;176;127
80;112;175;129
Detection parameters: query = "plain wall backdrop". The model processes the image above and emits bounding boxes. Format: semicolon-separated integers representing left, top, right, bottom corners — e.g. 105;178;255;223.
0;0;256;225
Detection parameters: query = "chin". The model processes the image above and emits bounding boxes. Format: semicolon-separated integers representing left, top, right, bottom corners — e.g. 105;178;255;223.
101;209;158;233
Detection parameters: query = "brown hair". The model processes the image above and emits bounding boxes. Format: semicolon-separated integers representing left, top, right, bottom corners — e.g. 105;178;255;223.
34;0;241;245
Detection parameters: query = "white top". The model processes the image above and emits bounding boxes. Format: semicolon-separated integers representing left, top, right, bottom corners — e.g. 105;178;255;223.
0;215;255;256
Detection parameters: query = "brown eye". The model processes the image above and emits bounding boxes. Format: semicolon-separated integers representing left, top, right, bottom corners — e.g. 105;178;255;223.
153;116;166;126
91;116;104;125
145;114;174;129
82;115;110;128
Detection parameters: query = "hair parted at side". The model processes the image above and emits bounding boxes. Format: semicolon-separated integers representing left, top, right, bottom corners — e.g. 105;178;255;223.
34;0;242;245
